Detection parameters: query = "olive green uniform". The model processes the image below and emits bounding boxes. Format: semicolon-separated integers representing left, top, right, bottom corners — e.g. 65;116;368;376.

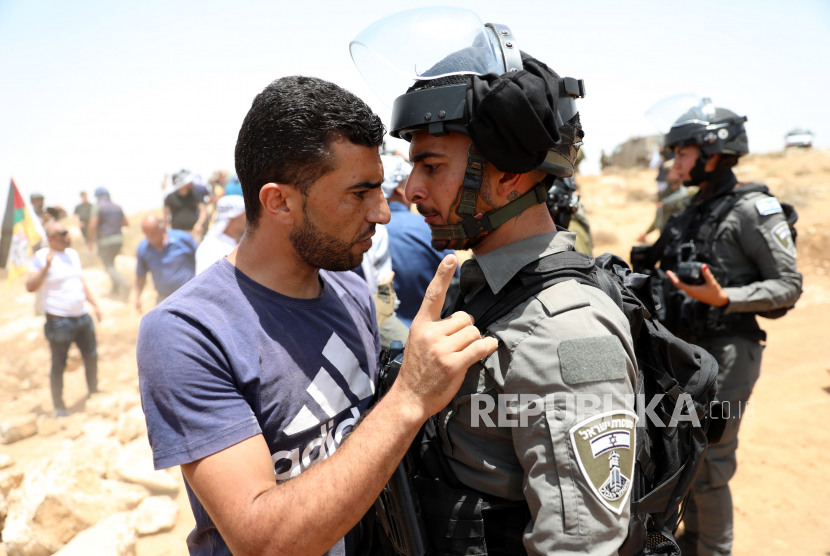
439;231;637;556
672;187;802;556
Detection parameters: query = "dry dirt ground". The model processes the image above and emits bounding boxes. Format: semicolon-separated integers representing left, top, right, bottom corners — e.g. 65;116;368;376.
0;148;828;555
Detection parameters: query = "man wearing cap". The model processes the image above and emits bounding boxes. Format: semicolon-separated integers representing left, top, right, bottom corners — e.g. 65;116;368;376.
135;214;197;312
195;194;246;274
88;187;130;300
26;222;102;416
380;153;458;326
164;171;207;238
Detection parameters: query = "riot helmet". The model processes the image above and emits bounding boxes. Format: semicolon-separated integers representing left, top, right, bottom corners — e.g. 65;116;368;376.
647;94;748;185
350;8;586;249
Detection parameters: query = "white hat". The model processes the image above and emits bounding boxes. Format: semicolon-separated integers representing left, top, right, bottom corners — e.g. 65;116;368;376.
380;154;413;199
172;171;195;190
209;195;246;237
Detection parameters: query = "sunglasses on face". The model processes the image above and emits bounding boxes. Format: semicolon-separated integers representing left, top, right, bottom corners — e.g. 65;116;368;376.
51;230;69;238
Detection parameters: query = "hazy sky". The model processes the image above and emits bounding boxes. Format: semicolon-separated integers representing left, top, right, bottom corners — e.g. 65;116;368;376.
1;0;828;214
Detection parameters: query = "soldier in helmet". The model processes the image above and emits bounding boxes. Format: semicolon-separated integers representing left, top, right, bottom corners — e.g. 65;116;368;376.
352;8;637;555
643;97;802;556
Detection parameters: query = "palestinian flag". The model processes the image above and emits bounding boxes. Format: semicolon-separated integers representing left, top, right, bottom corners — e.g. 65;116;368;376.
1;179;44;282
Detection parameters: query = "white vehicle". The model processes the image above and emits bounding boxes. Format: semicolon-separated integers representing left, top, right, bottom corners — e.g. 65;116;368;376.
785;129;814;148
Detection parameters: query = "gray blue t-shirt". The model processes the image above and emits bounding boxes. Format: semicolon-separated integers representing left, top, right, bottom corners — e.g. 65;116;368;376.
137;257;381;556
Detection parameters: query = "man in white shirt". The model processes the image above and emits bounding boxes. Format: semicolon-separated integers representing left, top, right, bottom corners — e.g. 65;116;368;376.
26;222;102;416
195;194;245;275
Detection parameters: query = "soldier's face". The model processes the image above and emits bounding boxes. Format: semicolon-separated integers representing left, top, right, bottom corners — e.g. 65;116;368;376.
672;145;700;182
406;131;474;235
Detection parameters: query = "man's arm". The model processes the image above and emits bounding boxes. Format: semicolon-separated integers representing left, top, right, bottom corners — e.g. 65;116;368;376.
26;251;52;292
179;256;497;556
135;274;147;313
193;203;207;236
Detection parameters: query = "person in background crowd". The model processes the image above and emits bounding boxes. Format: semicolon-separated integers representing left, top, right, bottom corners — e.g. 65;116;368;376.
209;169;232;201
87;187;130;300
380;153;458;326
26;222;101;416
195;194;246;274
223;174;242;197
30;193;47;225
164;171;207;238
135;214;197;312
638;153;697;242
354;221;410;348
73;191;92;241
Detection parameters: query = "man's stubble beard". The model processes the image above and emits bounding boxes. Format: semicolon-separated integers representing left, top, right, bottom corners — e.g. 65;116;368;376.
289;199;368;272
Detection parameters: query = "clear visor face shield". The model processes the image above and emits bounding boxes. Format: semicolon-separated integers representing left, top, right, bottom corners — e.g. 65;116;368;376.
646;94;717;135
349;7;507;108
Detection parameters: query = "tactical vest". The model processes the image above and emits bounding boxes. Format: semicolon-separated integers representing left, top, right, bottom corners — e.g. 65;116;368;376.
368;248;723;556
654;177;796;343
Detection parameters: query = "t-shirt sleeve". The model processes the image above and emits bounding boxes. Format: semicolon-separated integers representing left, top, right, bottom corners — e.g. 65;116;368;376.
30;250;45;271
137;307;262;470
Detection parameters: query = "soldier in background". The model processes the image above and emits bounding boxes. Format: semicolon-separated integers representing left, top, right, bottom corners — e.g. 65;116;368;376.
646;97;802;556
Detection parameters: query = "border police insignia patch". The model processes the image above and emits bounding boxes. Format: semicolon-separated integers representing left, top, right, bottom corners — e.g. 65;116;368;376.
569;410;637;514
770;221;796;258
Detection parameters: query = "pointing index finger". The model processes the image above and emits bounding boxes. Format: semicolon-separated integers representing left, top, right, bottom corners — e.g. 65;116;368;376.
416;254;458;323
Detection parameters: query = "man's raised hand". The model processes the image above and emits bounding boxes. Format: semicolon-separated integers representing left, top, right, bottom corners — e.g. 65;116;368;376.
393;254;498;420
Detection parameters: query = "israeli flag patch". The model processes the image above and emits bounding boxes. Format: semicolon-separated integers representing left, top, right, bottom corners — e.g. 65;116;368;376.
756;197;783;216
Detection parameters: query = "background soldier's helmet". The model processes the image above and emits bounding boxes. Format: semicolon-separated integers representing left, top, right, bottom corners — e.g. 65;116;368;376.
648;95;749;158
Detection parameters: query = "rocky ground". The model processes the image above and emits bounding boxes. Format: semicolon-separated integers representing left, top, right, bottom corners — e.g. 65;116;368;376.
0;148;828;555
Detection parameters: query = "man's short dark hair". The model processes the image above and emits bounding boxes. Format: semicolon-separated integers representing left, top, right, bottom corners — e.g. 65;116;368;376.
234;76;385;230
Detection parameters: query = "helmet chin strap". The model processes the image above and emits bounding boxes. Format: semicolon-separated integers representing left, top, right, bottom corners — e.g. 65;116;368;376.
685;152;710;186
685;152;737;188
429;144;550;251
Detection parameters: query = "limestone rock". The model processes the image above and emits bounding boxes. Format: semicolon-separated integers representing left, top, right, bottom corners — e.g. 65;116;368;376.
0;454;13;470
85;392;140;420
2;449;148;556
0;416;37;445
115;406;147;445
80;419;116;440
51;512;136;556
35;416;60;437
0;470;23;497
108;440;178;496
132;496;178;536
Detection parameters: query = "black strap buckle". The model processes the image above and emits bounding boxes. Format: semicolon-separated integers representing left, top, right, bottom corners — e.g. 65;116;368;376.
460;213;492;238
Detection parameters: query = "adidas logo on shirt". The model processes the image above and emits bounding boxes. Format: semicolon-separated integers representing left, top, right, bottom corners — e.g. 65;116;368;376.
272;332;376;481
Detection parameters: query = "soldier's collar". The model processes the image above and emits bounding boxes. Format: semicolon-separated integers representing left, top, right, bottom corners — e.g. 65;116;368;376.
473;231;576;295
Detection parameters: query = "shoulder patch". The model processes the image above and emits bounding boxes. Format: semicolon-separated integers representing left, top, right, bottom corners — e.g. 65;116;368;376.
559;335;627;385
569;410;637;514
770;221;797;258
755;197;783;216
536;279;589;317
